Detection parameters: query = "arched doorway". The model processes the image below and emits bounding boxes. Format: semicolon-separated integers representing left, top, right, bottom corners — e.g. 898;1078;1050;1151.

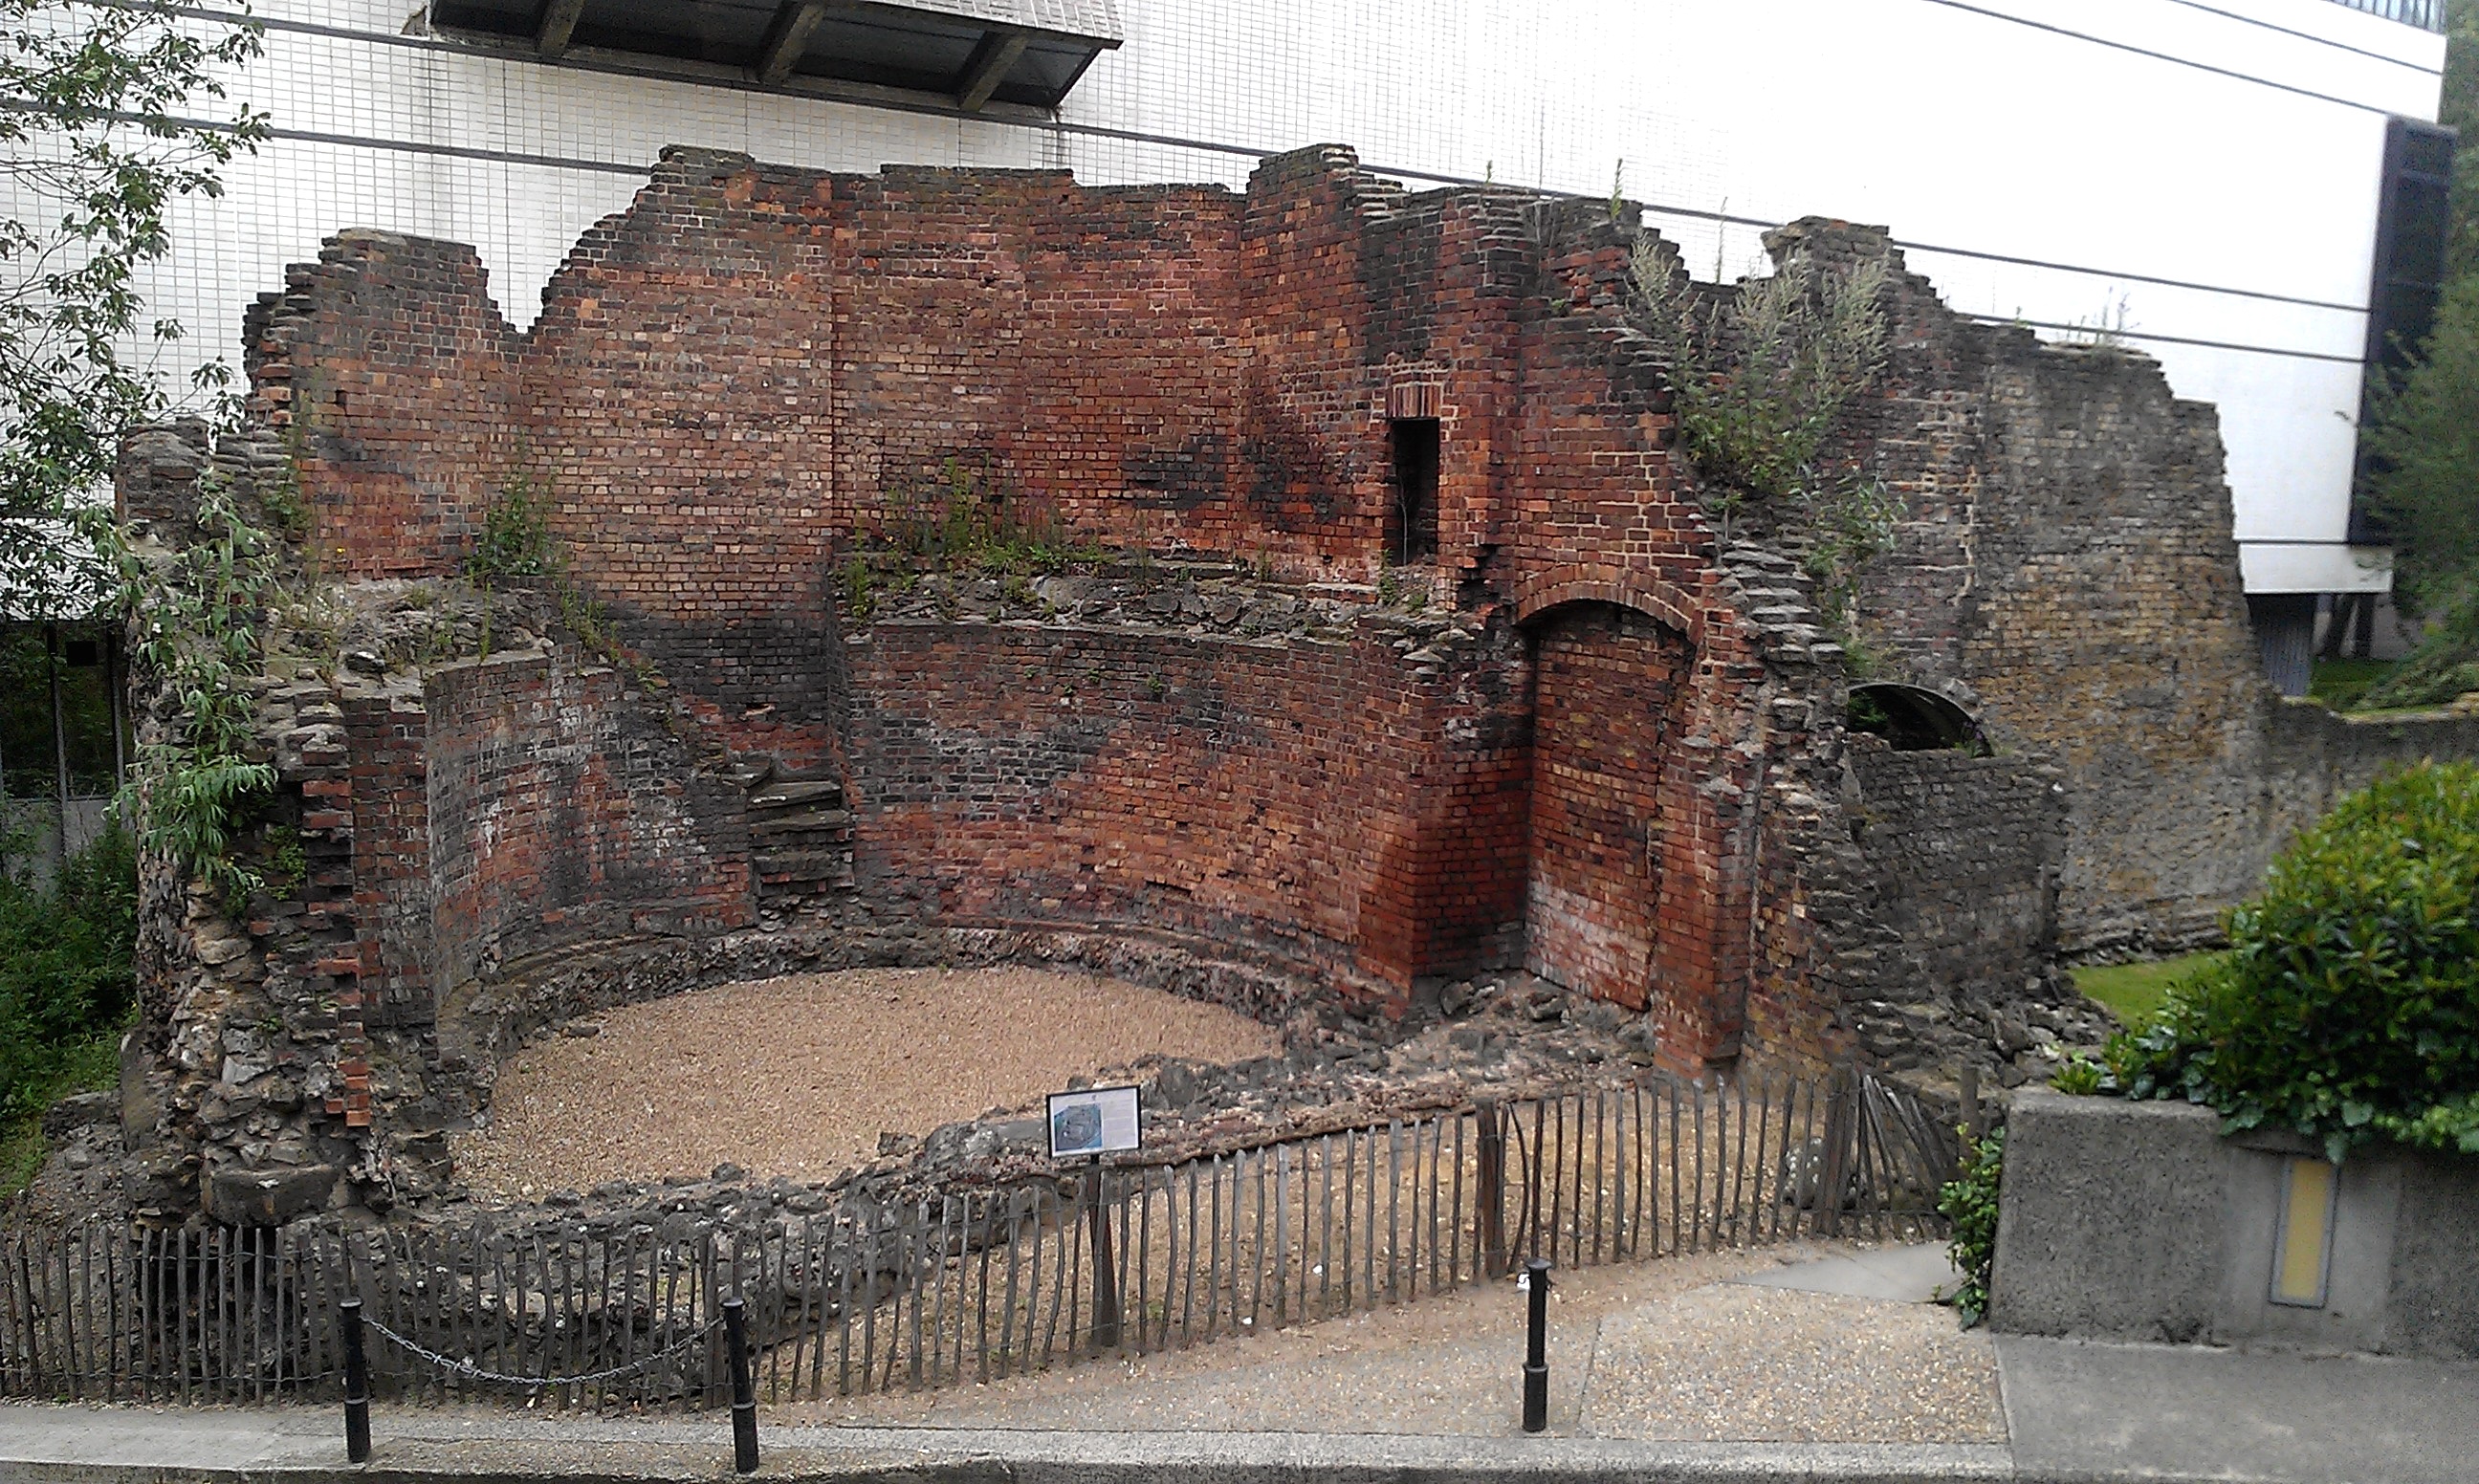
1845;682;1987;753
1523;600;1693;1011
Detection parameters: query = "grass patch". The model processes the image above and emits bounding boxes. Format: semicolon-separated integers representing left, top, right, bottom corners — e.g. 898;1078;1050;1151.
2309;658;2399;711
2072;951;2224;1026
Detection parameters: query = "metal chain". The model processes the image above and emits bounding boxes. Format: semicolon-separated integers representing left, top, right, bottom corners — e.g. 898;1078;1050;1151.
362;1314;724;1390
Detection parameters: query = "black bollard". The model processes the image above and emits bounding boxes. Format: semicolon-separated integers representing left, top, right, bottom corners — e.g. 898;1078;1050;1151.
340;1297;371;1464
724;1296;758;1474
1522;1258;1550;1433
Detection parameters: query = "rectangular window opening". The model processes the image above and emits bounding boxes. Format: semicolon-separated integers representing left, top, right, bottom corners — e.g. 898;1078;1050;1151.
1389;417;1439;565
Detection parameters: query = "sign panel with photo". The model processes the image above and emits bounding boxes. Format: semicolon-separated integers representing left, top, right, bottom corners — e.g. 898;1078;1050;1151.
1045;1085;1140;1159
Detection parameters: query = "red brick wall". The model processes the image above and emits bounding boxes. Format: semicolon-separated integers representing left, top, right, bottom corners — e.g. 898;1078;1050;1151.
840;620;1529;999
424;653;753;1008
242;231;522;578
243;146;1805;1072
1525;602;1683;1011
343;695;431;1029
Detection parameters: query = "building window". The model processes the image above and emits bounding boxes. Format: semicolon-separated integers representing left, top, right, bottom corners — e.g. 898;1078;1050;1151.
2351;117;2456;544
1389;418;1439;564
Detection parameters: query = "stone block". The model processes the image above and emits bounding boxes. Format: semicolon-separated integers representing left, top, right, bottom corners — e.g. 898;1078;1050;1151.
204;1163;339;1227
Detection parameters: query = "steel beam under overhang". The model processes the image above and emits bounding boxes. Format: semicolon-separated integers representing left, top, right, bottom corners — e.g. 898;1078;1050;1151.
536;0;586;56
954;29;1029;112
757;1;833;86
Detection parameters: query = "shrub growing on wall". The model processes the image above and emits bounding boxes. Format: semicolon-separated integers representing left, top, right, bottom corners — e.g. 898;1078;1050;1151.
2106;761;2479;1158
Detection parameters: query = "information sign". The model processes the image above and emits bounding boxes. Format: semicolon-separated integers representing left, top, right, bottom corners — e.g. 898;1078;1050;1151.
1045;1084;1141;1159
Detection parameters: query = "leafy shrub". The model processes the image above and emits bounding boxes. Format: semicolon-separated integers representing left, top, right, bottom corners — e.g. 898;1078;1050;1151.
1938;1124;2003;1326
2104;762;2479;1160
101;469;278;904
0;826;138;1125
1625;243;1903;633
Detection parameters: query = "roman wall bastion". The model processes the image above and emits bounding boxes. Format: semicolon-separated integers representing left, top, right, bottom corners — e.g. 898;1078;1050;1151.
104;143;2476;1226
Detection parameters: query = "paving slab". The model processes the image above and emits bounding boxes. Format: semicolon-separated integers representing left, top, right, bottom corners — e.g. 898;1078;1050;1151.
1728;1243;1963;1303
1998;1334;2479;1484
1581;1284;2003;1443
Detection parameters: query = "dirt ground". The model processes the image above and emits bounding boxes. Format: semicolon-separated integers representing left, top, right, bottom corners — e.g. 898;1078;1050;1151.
450;967;1282;1197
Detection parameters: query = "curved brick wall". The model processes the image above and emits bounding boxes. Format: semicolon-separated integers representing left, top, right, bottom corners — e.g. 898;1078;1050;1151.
231;143;1811;1063
140;140;2349;1222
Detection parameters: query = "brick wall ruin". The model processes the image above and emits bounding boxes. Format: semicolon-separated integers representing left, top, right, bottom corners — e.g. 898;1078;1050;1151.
110;142;2472;1225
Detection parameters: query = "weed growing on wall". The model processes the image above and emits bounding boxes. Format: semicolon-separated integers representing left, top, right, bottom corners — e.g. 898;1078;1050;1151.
466;469;558;580
1937;1124;2004;1325
90;468;278;904
873;458;1102;576
1626;243;1902;633
464;470;648;682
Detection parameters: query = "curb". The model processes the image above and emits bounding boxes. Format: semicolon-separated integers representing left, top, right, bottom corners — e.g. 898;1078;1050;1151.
0;1410;2267;1484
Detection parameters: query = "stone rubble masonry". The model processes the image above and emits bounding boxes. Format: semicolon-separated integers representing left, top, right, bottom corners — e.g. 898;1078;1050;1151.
107;142;2479;1224
1790;217;2338;958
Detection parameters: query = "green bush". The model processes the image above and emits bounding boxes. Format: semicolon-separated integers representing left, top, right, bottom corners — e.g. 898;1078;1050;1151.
1938;1124;2003;1326
2104;762;2479;1160
0;826;137;1195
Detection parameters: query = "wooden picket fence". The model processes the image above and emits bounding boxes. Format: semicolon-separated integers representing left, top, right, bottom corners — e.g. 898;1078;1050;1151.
0;1065;1958;1407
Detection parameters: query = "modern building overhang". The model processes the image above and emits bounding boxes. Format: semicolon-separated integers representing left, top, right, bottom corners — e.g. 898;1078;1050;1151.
431;0;1124;112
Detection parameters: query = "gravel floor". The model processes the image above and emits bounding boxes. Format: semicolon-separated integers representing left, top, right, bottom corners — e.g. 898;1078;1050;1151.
450;967;1281;1196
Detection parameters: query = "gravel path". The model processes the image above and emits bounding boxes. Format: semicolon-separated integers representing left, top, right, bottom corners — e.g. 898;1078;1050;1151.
451;967;1280;1196
793;1240;2000;1442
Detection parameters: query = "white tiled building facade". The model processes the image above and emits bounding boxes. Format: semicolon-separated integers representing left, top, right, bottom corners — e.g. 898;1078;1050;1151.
88;0;2461;600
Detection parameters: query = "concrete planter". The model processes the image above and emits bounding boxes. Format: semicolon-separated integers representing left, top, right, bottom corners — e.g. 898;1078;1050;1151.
1989;1087;2479;1359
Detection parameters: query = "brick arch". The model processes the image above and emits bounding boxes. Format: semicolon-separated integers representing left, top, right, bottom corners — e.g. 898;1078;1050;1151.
1510;566;1701;646
1520;597;1701;1024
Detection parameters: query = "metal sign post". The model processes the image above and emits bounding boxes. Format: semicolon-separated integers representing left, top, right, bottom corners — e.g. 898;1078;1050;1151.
1048;1085;1141;1354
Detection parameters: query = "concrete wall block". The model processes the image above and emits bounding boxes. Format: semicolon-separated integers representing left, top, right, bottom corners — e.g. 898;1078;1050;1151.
1988;1089;2226;1343
1992;1088;2479;1360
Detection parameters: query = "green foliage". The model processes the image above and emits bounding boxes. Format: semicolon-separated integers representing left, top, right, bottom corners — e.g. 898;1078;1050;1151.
1628;244;1891;510
260;821;305;899
842;554;875;622
874;457;1099;577
466;471;559;581
1626;242;1903;632
2309;657;2399;712
2358;7;2478;653
96;467;277;904
2355;590;2479;711
0;826;138;1196
2050;1055;2106;1096
1937;1124;2003;1326
2363;273;2479;623
1801;475;1903;626
2100;763;2479;1160
0;1;267;612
